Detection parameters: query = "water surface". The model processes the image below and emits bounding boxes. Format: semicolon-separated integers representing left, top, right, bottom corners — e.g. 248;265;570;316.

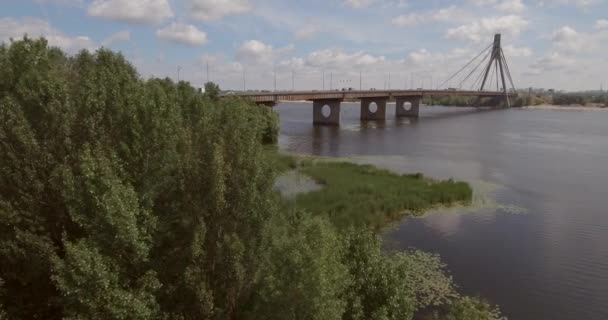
276;102;608;320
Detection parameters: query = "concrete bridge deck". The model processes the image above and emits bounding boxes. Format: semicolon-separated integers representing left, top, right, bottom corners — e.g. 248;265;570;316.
222;89;517;126
222;89;516;104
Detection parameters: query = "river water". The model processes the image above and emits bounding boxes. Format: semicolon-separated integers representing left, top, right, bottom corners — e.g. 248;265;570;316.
275;102;608;320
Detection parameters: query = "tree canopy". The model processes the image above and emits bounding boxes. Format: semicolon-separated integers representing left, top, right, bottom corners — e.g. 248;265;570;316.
0;38;501;320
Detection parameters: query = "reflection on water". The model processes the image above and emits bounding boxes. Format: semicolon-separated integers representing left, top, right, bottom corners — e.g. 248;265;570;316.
276;102;608;320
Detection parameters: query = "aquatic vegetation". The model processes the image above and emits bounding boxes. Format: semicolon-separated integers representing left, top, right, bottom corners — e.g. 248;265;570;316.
291;160;473;230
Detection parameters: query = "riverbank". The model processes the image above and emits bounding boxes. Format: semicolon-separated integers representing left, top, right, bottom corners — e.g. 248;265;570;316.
267;149;473;230
525;103;608;111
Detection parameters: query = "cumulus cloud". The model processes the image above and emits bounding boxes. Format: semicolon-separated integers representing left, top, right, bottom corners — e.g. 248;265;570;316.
554;0;600;7
0;17;96;52
446;15;529;42
503;45;533;57
596;19;608;29
102;30;130;46
467;0;498;5
156;23;208;46
294;25;321;40
35;0;83;6
496;0;526;12
305;49;385;68
530;52;576;72
236;40;275;65
343;0;376;8
392;6;469;26
189;0;251;21
550;26;588;52
88;0;173;24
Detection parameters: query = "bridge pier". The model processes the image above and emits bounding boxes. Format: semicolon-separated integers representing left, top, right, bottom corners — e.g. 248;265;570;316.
395;96;421;118
313;99;341;126
360;98;387;121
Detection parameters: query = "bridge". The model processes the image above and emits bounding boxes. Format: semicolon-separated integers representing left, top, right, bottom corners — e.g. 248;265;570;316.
224;34;518;126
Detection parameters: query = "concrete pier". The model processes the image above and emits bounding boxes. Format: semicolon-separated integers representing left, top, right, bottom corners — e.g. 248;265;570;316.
395;96;421;118
313;99;341;126
360;98;387;121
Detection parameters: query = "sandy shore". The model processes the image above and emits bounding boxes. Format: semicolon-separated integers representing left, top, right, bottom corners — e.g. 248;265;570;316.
525;104;608;111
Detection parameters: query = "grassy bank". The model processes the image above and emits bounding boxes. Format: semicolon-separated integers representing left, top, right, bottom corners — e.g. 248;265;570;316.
270;151;473;230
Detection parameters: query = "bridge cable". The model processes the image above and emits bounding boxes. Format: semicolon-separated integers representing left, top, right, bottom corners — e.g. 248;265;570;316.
487;59;496;92
456;48;492;89
493;59;498;91
437;43;492;89
500;48;516;91
470;58;490;91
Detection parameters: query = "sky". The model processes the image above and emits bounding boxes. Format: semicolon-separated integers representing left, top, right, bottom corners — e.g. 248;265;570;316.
2;0;608;91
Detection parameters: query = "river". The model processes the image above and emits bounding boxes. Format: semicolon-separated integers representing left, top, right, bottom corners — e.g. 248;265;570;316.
275;102;608;320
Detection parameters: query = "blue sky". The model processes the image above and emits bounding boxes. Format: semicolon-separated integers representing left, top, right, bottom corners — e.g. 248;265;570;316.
2;0;608;91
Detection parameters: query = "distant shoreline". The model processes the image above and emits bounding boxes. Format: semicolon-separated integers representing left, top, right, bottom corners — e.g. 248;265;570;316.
525;104;608;111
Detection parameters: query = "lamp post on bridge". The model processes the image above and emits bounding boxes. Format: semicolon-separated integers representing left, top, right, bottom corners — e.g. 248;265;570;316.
322;69;325;90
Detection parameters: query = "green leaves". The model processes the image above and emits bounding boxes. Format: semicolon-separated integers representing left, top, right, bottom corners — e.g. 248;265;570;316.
435;296;504;320
341;230;456;320
0;37;501;320
252;212;349;320
52;240;159;320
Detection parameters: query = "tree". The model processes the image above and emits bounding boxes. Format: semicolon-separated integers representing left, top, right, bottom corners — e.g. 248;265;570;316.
52;148;159;319
434;297;504;320
341;230;456;320
0;37;501;320
204;81;220;100
248;211;349;320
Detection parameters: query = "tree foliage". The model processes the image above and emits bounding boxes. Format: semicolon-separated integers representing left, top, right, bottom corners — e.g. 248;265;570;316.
0;38;501;320
434;297;504;320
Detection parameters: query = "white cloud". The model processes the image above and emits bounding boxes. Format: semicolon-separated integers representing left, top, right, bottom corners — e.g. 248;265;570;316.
467;0;498;5
0;17;96;52
496;0;526;12
35;0;83;6
530;52;576;72
294;25;321;40
405;47;473;73
503;45;533;57
557;0;600;7
596;19;608;29
446;15;529;42
236;40;275;65
343;0;376;8
304;49;385;68
550;26;587;52
392;6;469;26
88;0;173;24
156;23;208;46
102;30;130;46
189;0;251;21
537;0;601;8
391;14;420;26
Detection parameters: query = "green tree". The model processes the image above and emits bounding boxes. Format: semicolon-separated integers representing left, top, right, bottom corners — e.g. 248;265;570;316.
248;211;348;320
52;148;159;319
434;297;504;320
204;81;220;100
342;230;456;320
0;37;502;320
0;37;72;319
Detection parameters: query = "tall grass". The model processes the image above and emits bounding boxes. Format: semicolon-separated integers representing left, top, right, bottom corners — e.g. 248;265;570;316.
292;161;472;230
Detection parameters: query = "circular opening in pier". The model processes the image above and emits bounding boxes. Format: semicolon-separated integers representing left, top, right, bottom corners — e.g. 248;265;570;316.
369;102;378;113
403;102;412;111
321;104;332;118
